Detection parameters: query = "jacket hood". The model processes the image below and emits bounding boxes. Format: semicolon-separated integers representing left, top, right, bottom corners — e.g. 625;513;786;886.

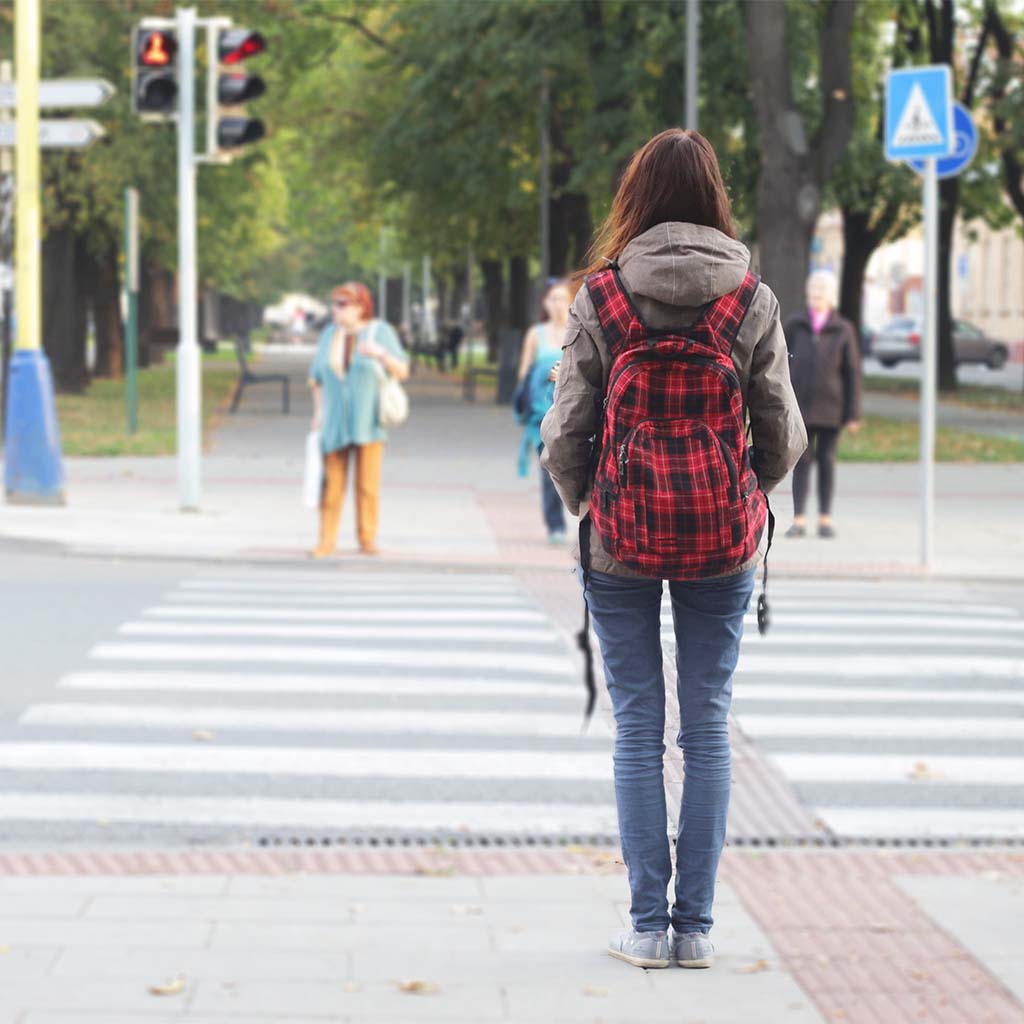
618;222;751;308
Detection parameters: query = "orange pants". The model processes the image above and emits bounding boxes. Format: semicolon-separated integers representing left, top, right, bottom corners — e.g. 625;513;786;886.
317;443;384;552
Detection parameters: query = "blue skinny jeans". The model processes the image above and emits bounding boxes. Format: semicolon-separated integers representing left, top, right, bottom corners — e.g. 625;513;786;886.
582;565;755;935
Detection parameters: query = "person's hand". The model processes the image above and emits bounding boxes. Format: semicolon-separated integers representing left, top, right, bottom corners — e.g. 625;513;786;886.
311;411;322;432
358;340;386;361
845;420;861;435
549;360;561;383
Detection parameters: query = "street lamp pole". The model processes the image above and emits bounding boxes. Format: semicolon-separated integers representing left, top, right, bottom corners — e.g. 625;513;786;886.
685;0;699;131
539;72;550;284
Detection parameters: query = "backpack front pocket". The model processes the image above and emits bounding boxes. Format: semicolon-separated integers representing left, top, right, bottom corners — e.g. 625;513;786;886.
618;419;737;556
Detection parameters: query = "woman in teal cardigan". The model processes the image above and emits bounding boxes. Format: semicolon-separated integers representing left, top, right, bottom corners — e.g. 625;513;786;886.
309;281;409;556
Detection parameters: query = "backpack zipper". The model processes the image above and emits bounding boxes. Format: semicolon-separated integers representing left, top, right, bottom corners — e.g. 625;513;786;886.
606;350;741;404
618;417;739;495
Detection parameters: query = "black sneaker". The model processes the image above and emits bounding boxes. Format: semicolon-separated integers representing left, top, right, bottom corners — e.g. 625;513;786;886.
785;523;806;539
819;522;836;539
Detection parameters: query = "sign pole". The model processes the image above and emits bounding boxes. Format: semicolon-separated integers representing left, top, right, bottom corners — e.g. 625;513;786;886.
176;6;200;511
920;157;938;569
124;187;139;435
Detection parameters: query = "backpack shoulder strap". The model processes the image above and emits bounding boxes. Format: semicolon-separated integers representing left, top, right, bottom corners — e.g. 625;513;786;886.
584;266;634;352
704;270;760;353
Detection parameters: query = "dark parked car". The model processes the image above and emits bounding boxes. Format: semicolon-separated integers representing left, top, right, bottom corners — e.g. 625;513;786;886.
870;316;1009;369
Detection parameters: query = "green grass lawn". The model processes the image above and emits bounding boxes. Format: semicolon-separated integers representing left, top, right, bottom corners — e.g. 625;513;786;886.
56;349;242;456
838;414;1024;462
863;374;1024;414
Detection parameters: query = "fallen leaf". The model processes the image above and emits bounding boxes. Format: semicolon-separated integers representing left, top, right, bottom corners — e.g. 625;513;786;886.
415;864;455;877
397;979;439;995
739;959;772;973
342;981;361;993
867;922;898;933
192;728;216;742
0;945;10;954
583;985;608;997
907;761;943;781
449;904;483;916
910;968;931;981
147;974;186;997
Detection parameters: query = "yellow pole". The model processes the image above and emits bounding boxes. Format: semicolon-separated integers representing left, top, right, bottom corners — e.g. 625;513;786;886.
15;0;39;352
5;0;63;504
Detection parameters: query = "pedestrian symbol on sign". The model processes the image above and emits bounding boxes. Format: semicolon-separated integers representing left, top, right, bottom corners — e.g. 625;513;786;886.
892;83;944;148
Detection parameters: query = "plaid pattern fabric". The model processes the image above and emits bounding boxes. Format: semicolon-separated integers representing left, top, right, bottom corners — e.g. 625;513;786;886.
586;266;767;579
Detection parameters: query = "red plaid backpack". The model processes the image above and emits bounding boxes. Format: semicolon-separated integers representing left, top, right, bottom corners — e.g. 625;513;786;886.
583;260;770;578
574;260;774;720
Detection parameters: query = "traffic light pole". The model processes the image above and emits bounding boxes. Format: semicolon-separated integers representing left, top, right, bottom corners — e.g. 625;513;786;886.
176;6;200;511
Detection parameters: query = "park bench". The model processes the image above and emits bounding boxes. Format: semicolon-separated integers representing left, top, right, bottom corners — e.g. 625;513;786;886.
229;336;290;414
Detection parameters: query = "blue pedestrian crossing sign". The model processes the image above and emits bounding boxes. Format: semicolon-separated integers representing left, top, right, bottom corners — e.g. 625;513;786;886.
885;65;954;161
908;103;978;179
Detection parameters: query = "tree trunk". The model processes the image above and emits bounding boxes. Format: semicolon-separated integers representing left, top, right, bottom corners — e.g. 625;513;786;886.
746;0;856;321
480;258;504;362
41;227;87;393
839;207;874;337
508;255;529;332
90;238;124;378
937;176;959;392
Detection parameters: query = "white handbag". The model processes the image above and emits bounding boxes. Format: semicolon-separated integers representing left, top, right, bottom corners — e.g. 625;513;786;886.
371;322;409;428
302;430;323;509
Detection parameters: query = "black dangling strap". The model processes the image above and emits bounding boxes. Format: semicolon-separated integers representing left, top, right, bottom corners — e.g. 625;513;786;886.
577;514;596;725
757;502;775;636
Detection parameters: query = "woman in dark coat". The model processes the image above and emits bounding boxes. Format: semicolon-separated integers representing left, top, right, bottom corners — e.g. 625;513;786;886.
783;269;862;539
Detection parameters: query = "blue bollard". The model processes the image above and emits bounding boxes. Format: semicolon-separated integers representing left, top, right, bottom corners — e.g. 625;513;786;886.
3;348;65;504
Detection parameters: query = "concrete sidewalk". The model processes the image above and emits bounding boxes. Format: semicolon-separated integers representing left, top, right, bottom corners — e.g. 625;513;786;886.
1;846;1022;1023
0;349;1022;579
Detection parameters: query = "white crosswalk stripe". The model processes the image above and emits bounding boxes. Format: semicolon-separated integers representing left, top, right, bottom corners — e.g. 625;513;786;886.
1;570;615;841
665;579;1024;840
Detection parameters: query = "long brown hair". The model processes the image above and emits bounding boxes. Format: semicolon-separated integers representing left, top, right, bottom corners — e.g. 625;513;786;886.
574;129;736;291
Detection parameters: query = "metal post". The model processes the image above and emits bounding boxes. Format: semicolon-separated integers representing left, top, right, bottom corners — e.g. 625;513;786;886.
378;226;386;322
422;254;435;345
0;60;12;441
685;0;699;131
920;157;938;569
176;6;200;510
401;261;411;329
539;73;550;285
124;187;139;435
5;0;64;503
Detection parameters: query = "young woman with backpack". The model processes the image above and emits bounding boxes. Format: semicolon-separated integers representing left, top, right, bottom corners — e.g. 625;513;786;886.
540;129;806;970
514;279;572;544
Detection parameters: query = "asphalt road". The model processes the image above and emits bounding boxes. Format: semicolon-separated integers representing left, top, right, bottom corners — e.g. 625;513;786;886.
862;355;1024;393
2;544;1022;847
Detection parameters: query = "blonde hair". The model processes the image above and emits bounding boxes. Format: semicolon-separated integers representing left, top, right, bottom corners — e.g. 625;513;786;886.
806;268;839;309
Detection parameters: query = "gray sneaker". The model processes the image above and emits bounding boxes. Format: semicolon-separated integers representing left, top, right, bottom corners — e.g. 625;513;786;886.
607;928;671;969
672;929;714;968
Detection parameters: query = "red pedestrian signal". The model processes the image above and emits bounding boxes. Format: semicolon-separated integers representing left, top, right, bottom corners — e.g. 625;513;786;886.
139;30;176;67
133;26;178;121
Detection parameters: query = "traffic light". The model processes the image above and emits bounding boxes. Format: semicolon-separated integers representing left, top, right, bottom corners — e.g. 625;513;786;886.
208;27;267;157
132;27;178;120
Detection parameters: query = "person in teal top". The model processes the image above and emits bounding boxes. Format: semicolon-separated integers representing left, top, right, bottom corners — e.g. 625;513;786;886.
515;279;570;544
309;282;409;557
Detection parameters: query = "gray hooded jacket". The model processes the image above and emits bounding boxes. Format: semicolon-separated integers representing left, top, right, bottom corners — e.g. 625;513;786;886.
539;221;807;578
